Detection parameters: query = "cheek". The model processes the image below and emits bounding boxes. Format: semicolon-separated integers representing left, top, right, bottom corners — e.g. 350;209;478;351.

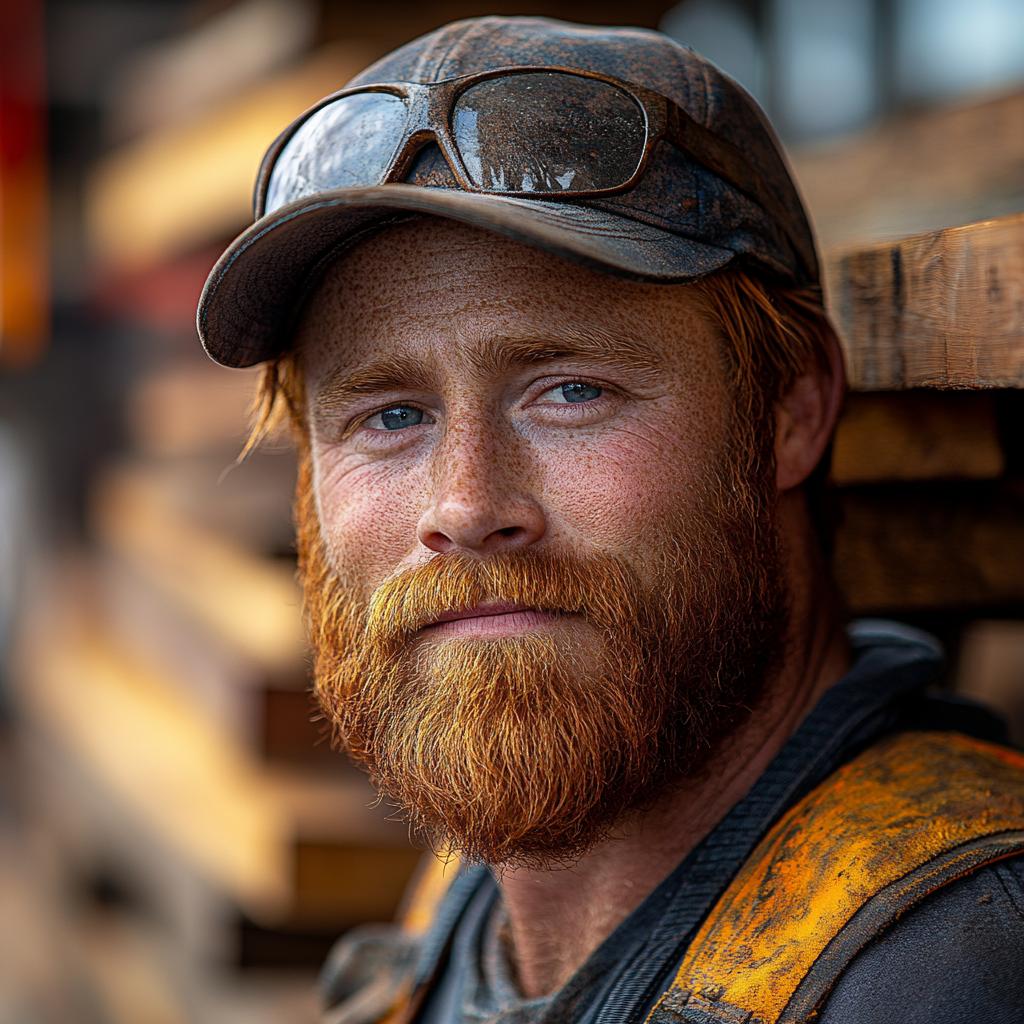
312;445;428;581
539;406;724;550
540;449;675;549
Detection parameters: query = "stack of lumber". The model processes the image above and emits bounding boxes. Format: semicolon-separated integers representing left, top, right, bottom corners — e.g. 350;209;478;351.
791;94;1024;737
15;359;425;1016
791;91;1024;617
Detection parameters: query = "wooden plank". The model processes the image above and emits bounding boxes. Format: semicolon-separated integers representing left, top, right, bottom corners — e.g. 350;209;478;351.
93;462;305;672
832;481;1024;613
86;41;380;270
290;844;422;928
791;87;1024;391
19;618;291;917
792;87;1024;251
830;392;1004;484
824;212;1024;390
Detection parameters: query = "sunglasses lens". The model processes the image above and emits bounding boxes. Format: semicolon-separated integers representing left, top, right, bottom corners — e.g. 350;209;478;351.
266;92;409;213
452;73;646;193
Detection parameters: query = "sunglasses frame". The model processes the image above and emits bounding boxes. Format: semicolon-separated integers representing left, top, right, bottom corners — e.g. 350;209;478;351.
255;66;814;277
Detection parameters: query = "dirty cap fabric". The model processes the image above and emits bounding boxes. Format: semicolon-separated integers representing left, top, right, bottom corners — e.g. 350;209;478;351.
198;15;820;368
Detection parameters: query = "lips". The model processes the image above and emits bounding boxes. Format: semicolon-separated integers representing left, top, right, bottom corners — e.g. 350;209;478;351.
423;601;565;637
428;600;534;625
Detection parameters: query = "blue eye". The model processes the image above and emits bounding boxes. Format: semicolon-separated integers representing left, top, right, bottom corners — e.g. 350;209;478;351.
378;406;424;430
561;383;602;403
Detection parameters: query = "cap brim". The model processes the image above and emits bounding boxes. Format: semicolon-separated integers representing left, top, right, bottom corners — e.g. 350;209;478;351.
198;184;736;367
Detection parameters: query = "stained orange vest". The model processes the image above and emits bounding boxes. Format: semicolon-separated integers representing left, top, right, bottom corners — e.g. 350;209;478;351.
397;731;1024;1024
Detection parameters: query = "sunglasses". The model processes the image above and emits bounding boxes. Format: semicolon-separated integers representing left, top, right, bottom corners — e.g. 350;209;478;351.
256;66;812;275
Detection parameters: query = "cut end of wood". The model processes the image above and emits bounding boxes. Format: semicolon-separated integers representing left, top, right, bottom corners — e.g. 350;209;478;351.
824;212;1024;392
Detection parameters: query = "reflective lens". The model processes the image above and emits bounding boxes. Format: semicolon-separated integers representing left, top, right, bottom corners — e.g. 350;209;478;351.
452;73;646;193
265;91;408;213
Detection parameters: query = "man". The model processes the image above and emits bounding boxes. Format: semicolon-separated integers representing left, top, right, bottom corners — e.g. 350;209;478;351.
198;17;1024;1024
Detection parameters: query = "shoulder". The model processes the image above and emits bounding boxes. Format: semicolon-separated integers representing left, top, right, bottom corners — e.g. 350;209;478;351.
819;853;1024;1024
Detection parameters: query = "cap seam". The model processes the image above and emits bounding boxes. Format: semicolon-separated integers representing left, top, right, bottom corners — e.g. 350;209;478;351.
410;19;476;83
410;24;458;82
430;17;492;82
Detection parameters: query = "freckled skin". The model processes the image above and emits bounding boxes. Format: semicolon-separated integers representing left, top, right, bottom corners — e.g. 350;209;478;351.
300;220;729;593
296;217;850;998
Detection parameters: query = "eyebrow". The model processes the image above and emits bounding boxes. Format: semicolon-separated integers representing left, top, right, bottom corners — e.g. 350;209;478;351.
312;354;426;424
465;331;660;378
311;329;661;424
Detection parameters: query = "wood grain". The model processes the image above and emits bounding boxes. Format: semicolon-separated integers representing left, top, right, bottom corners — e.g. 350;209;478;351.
833;481;1024;613
824;212;1024;390
831;392;1005;483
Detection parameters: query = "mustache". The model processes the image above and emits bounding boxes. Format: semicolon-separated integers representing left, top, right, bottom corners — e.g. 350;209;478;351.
362;549;654;642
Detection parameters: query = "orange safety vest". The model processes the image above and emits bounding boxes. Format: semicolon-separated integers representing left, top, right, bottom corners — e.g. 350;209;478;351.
394;731;1024;1024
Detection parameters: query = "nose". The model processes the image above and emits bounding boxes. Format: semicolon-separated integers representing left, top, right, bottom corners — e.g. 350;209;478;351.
416;421;546;556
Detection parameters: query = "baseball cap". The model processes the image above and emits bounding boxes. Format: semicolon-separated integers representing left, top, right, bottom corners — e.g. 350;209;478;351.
198;16;820;368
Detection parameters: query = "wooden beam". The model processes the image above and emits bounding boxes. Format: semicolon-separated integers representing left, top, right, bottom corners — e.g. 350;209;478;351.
93;463;305;672
86;41;381;270
792;88;1024;252
825;212;1024;390
833;481;1024;613
20;618;291;917
830;392;1004;484
290;843;422;929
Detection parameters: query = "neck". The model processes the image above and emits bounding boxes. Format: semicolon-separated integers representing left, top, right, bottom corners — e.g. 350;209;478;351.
495;492;850;998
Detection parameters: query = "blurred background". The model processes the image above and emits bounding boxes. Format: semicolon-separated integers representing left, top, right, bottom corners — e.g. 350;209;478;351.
2;0;1024;1021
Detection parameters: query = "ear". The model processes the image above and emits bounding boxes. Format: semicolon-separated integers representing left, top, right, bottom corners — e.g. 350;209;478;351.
775;329;846;492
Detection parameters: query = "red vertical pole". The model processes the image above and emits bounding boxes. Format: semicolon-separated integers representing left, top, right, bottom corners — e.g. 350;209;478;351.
0;0;49;368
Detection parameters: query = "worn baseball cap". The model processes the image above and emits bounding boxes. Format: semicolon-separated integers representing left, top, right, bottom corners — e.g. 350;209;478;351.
198;15;819;368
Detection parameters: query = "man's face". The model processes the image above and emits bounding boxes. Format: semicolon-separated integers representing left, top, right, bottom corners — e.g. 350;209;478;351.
304;218;730;583
296;218;785;865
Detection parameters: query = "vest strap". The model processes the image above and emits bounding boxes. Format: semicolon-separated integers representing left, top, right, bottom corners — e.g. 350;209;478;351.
646;731;1024;1024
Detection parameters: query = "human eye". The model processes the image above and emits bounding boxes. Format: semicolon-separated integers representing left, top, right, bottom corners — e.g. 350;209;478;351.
363;405;433;431
538;382;604;404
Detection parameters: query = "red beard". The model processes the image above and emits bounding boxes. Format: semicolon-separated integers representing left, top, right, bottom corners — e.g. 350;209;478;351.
298;444;787;867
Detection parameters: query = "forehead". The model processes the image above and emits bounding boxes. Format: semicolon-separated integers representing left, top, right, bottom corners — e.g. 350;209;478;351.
294;217;721;379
